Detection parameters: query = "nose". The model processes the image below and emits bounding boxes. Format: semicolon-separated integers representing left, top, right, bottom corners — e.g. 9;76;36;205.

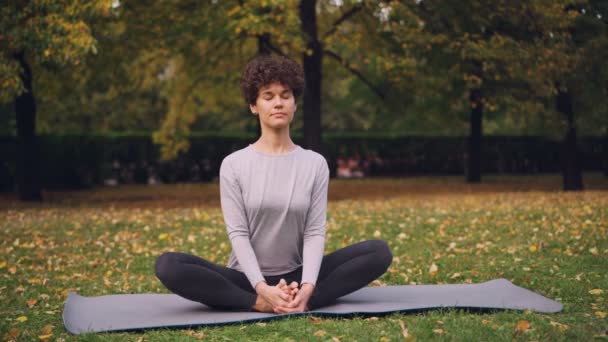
273;96;284;108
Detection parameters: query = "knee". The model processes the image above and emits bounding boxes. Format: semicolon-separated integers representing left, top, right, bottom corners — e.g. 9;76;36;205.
367;240;393;270
155;252;178;283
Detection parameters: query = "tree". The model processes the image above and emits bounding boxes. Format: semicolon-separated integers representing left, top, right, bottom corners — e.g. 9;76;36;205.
375;0;585;184
551;1;608;189
0;1;115;200
140;0;386;159
299;0;324;153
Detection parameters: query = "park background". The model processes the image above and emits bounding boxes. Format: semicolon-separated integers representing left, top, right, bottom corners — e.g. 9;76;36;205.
1;0;608;341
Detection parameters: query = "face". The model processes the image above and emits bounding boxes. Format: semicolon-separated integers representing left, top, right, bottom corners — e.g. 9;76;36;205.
250;82;296;130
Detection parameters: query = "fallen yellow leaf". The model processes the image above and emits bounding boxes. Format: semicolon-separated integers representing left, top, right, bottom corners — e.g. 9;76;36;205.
314;330;326;337
27;278;41;284
309;316;323;324
429;263;438;276
38;324;54;340
26;299;37;308
38;333;53;341
15;316;27;322
589;289;604;295
595;311;607;318
516;320;530;332
398;319;410;339
158;233;169;240
549;320;568;331
3;327;20;341
183;330;205;339
40;324;53;335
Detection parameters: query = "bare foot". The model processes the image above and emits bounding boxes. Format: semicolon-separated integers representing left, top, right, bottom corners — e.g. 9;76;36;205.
251;295;274;313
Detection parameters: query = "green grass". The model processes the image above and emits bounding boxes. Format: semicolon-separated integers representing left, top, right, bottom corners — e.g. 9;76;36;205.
1;174;607;341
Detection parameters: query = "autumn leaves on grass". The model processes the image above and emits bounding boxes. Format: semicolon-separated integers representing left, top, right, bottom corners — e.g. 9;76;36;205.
1;190;607;340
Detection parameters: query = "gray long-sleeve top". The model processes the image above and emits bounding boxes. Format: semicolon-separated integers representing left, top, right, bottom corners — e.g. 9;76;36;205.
219;144;329;289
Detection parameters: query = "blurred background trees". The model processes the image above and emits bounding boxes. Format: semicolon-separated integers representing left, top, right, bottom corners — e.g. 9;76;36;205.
1;0;606;200
1;0;116;200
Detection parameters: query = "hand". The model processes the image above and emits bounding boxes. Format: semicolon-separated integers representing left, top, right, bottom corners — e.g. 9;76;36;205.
255;281;291;309
274;283;314;314
277;279;299;302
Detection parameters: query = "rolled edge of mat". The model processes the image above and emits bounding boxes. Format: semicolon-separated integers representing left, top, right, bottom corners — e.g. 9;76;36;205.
497;279;564;313
62;292;81;334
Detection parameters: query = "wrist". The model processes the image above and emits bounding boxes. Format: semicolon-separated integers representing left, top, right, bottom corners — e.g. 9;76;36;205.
255;281;268;293
301;282;315;290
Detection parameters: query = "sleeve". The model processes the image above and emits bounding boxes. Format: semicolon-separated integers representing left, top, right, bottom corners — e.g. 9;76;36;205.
301;156;330;286
219;158;266;289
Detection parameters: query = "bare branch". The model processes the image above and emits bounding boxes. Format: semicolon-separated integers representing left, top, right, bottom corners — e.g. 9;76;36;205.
324;49;385;100
244;33;286;56
321;3;364;40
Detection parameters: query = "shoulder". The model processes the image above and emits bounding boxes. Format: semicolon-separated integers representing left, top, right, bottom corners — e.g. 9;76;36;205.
220;146;250;173
299;147;326;163
298;147;329;174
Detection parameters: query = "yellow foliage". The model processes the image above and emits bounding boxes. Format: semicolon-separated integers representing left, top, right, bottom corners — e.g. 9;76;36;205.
1;0;112;103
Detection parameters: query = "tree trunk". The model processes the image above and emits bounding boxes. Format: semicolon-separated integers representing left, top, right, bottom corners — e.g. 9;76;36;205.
14;51;42;201
258;32;272;55
254;34;273;138
299;0;323;155
556;87;583;191
466;87;483;183
603;127;608;177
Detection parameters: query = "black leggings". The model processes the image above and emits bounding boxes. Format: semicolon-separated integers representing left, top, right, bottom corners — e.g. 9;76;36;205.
155;240;392;311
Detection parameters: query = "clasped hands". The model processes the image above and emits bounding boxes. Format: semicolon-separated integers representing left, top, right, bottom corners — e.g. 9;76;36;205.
255;279;314;314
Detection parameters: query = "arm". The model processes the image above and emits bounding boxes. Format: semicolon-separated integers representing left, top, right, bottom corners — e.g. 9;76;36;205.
301;157;330;287
219;158;265;289
275;158;329;313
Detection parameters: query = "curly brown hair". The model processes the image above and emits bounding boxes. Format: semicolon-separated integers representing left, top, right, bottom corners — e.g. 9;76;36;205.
240;54;305;105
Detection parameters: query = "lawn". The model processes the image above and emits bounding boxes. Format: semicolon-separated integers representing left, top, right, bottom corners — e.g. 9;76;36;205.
1;173;607;341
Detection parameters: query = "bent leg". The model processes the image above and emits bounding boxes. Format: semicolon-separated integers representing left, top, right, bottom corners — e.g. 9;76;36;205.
308;240;392;309
154;252;256;310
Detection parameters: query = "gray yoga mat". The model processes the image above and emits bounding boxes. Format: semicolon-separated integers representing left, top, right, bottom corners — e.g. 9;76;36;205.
63;278;562;334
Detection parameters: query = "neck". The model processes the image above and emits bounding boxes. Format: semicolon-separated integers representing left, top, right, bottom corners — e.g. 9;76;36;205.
254;127;295;154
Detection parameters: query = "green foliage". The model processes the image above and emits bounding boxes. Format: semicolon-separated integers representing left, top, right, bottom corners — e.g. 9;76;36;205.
0;55;23;102
0;0;115;102
3;1;605;159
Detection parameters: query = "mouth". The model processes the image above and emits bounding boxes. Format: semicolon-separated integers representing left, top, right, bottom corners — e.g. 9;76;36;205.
272;113;286;116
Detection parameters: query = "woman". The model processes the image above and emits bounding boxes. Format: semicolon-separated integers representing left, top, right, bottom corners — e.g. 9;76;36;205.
155;54;392;313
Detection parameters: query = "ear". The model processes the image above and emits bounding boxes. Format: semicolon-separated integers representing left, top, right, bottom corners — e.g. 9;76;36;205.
249;104;258;115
